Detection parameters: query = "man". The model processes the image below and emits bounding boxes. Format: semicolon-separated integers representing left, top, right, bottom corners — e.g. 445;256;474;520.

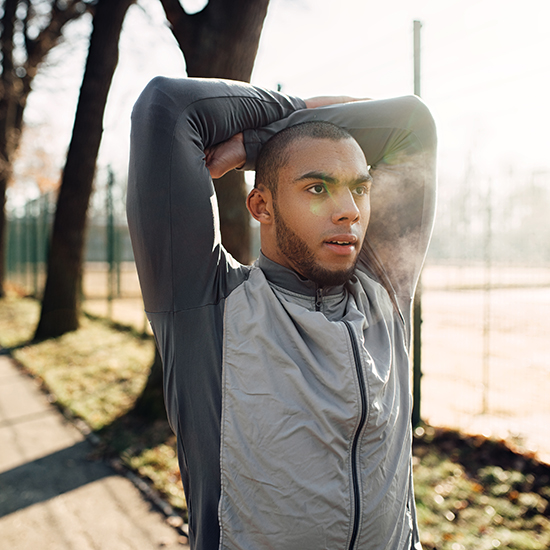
127;77;437;550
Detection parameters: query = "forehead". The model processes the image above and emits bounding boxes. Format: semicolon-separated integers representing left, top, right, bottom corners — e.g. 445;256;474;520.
281;136;368;178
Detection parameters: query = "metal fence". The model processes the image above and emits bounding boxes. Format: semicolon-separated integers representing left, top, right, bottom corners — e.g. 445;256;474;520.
5;171;147;331
420;169;550;462
6;193;51;297
5;169;550;461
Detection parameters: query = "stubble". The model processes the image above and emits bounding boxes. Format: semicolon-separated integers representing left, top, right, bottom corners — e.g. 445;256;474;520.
273;201;357;287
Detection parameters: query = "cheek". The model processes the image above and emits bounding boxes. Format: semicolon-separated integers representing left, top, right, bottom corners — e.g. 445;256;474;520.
307;197;328;217
281;194;325;222
361;199;371;222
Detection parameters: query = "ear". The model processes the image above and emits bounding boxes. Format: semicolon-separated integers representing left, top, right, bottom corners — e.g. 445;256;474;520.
247;186;274;225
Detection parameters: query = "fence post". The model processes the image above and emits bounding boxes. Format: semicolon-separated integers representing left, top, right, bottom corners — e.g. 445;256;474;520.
30;199;39;296
482;178;493;414
106;167;115;319
18;213;25;289
6;214;14;281
116;225;122;297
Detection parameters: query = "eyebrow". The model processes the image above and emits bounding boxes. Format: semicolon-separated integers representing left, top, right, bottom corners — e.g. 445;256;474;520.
295;170;373;186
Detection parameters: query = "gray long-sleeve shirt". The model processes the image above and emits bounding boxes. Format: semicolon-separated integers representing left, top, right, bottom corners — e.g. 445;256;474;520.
127;77;437;550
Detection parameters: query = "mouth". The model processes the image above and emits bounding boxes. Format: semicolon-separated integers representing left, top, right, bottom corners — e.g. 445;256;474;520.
323;235;359;255
324;234;358;245
326;240;354;246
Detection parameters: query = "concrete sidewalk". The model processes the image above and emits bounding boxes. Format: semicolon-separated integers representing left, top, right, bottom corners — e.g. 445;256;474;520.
0;354;188;550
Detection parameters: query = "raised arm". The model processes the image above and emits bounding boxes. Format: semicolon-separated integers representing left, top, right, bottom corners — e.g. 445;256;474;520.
203;96;370;179
126;77;305;313
240;96;437;322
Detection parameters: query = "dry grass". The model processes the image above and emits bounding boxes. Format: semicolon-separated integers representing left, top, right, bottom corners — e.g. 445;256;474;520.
0;290;154;431
0;291;40;347
13;317;154;430
414;427;550;550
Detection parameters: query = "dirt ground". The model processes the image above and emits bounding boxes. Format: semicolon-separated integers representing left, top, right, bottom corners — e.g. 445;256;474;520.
421;278;550;464
81;262;550;464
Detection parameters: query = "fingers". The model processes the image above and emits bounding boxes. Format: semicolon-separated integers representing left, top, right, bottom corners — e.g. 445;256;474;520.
204;133;246;179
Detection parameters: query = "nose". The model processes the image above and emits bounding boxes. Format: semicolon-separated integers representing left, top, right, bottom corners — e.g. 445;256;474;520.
331;189;361;224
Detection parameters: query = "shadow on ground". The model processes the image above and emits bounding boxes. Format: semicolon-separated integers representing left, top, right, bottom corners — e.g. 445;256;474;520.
0;440;109;517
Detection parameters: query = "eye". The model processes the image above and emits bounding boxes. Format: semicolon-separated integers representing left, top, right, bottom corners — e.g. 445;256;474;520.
353;185;370;196
308;184;326;195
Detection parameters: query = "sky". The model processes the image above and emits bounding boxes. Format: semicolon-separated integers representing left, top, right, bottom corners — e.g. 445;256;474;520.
10;0;550;206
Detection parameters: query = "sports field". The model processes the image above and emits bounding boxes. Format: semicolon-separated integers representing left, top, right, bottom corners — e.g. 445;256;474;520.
421;265;550;463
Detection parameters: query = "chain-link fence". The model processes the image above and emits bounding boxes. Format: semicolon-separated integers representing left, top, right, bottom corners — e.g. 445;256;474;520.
5;170;148;333
421;169;550;462
6;193;52;298
5;169;550;461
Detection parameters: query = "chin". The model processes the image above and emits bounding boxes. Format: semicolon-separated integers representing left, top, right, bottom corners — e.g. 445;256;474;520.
307;263;356;287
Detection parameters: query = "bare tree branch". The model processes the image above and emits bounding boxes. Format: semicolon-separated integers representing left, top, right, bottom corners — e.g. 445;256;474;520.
26;1;95;78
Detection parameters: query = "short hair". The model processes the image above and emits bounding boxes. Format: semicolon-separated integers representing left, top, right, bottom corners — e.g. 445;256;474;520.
254;121;355;196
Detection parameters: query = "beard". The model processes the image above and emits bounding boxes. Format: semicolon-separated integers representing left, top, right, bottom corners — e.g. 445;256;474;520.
273;202;357;287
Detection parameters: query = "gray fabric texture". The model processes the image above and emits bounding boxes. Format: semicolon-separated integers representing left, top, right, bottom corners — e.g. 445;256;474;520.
218;267;413;550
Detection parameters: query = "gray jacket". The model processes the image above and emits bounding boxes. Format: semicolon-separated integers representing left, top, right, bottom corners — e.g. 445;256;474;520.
127;77;437;550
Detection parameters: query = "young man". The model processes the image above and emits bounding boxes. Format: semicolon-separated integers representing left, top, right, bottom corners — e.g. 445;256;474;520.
127;77;437;550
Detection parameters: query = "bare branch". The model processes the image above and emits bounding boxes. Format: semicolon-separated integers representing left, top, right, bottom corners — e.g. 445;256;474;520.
22;0;32;56
26;0;95;77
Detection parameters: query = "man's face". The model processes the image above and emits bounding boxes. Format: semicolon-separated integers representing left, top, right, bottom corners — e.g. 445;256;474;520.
269;137;371;287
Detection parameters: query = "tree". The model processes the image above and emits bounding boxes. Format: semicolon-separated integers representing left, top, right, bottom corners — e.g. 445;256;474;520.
160;0;270;264
0;0;93;297
133;0;271;418
34;0;135;339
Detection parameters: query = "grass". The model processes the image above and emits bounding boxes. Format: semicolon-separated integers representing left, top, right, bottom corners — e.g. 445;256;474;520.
0;291;41;347
413;427;550;549
15;318;153;429
1;292;549;546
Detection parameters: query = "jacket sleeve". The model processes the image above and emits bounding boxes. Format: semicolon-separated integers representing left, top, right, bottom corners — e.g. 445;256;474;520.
242;96;437;322
126;77;305;313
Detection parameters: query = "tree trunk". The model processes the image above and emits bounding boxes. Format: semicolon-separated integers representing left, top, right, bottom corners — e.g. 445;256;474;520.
34;0;135;339
0;0;18;298
213;170;252;263
160;0;270;82
160;0;271;266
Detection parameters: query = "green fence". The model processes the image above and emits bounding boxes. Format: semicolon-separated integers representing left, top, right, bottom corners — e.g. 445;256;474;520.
5;171;140;326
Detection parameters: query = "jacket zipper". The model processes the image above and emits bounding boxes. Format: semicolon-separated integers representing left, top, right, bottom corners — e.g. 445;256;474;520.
315;287;323;312
344;320;368;550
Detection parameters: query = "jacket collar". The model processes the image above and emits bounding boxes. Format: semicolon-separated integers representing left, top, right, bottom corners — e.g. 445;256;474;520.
256;251;346;298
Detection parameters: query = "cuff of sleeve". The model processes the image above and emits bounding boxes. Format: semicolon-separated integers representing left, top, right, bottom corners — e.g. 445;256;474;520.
240;129;262;171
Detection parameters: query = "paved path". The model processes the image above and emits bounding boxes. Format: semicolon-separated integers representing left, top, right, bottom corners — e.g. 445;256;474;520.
0;355;188;550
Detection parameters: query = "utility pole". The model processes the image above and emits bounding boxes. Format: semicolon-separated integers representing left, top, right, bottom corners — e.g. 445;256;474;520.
412;19;423;427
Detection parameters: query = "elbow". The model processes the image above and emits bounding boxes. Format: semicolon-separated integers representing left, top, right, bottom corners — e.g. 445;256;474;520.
132;76;180;123
401;95;437;151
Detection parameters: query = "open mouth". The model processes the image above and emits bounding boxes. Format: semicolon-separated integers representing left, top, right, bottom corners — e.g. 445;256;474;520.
324;237;357;255
326;240;352;246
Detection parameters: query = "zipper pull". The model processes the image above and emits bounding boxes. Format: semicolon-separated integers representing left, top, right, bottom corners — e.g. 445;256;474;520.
315;287;323;311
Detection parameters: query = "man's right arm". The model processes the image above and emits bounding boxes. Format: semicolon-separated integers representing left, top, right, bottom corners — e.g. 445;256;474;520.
126;77;305;314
